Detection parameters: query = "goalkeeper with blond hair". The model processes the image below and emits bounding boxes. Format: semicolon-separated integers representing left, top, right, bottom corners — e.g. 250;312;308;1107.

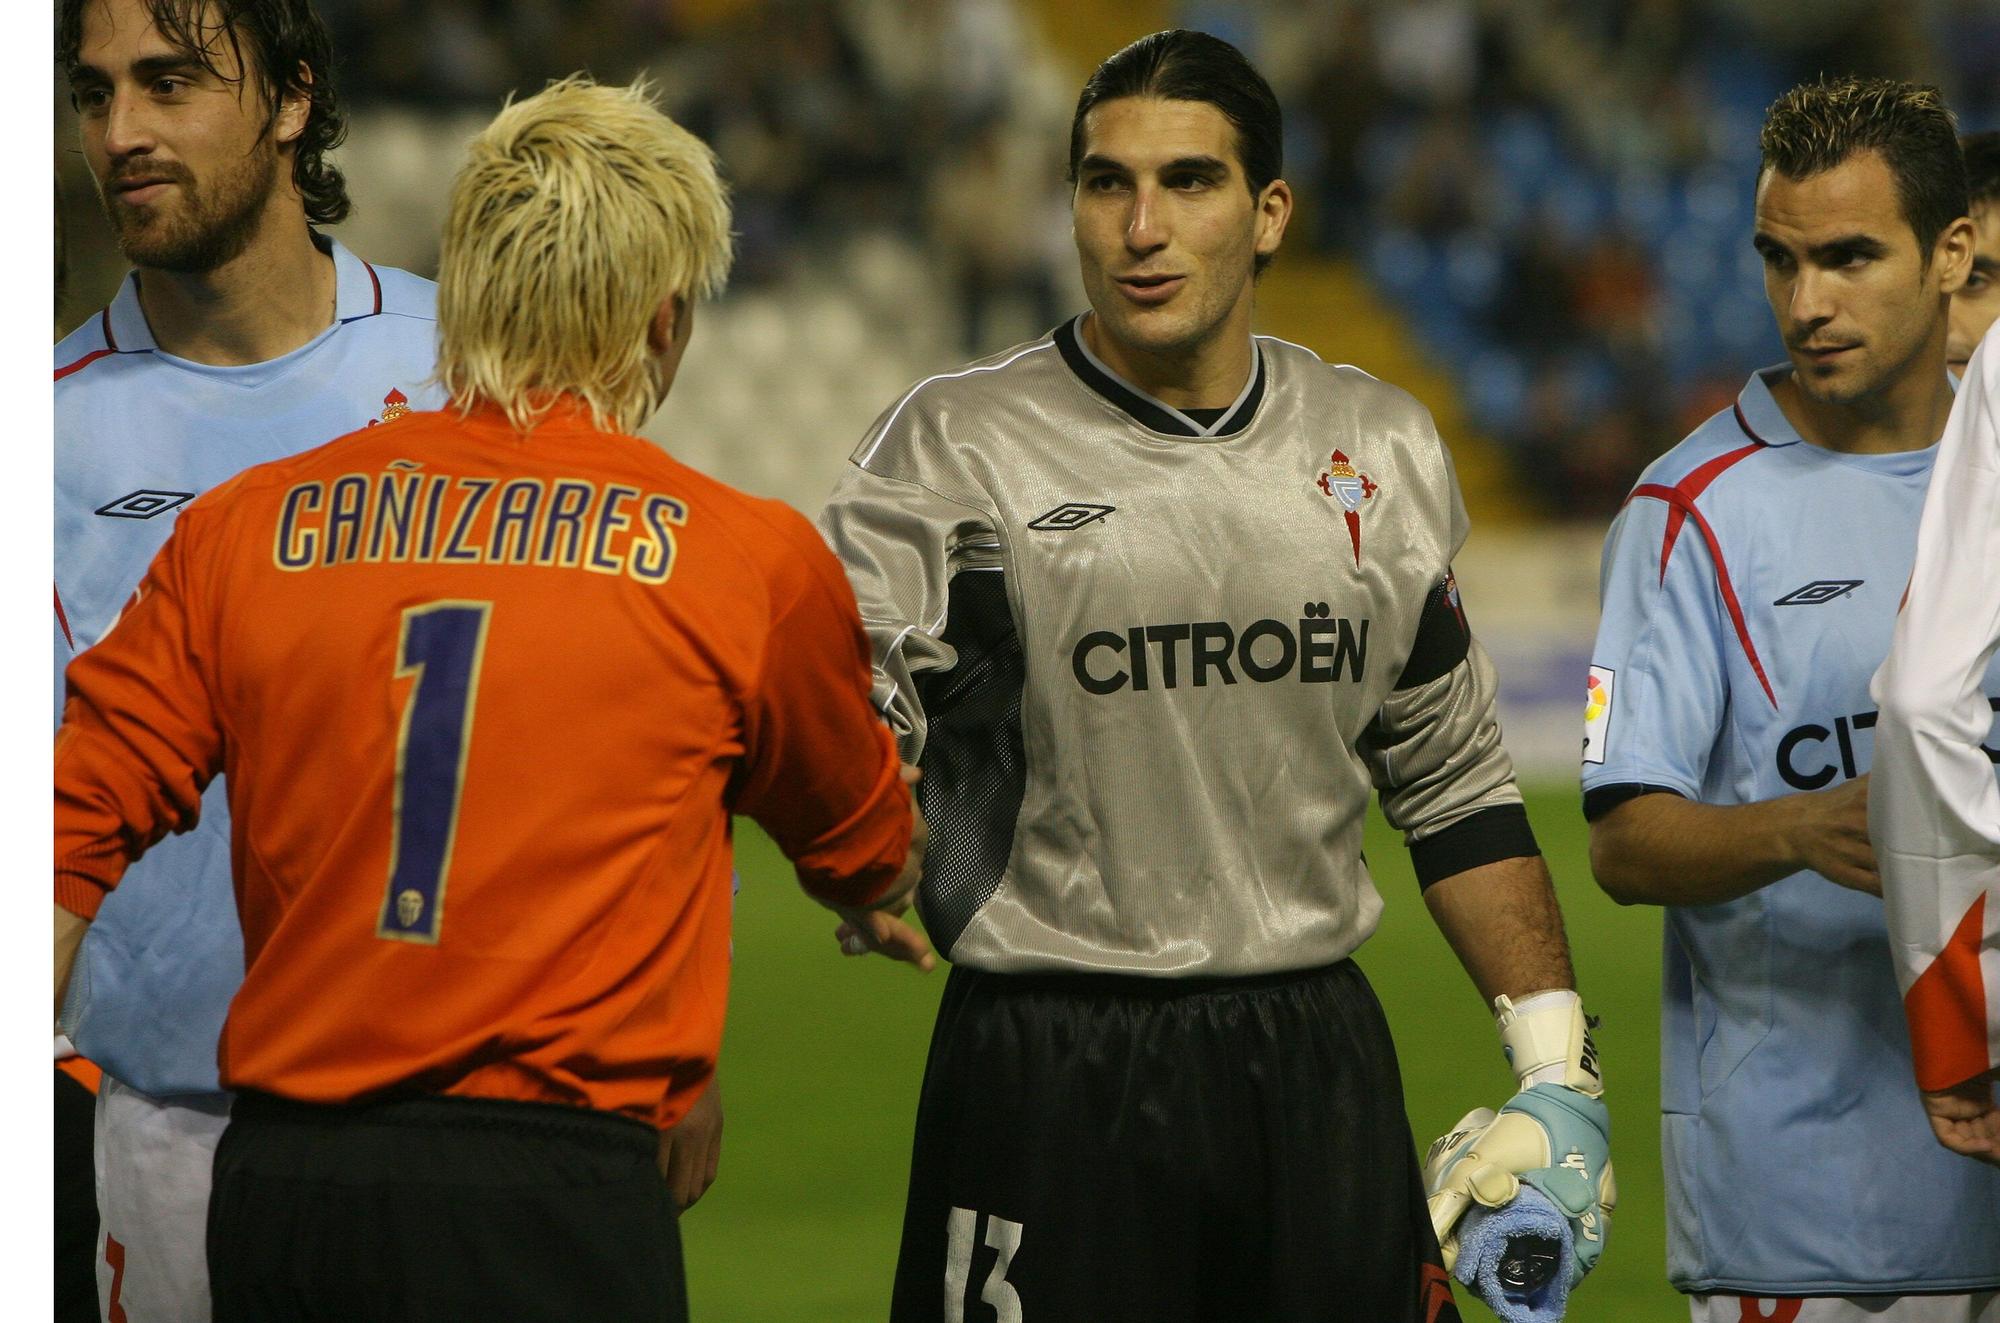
54;77;922;1322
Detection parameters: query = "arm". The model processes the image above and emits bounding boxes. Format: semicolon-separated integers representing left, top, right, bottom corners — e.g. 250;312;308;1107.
1423;853;1574;1004
1869;333;2000;1152
657;1074;724;1211
1360;576;1568;1003
817;416;1000;964
1574;473;1863;907
54;524;225;1010
55;905;88;1025
1588;776;1876;907
729;509;916;925
816;458;997;767
1366;563;1613;1293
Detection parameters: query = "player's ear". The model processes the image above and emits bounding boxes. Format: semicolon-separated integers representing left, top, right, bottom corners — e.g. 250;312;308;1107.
1931;214;1976;296
646;294;690;356
273;61;312;149
1254;178;1293;261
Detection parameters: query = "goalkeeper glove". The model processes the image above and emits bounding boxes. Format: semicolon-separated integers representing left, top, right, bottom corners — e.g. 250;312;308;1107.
1423;990;1616;1292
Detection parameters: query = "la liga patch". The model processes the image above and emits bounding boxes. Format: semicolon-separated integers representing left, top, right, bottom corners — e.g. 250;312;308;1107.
1582;665;1614;765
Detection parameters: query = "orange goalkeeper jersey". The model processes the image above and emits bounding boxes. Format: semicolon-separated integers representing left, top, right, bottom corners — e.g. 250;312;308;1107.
54;402;911;1129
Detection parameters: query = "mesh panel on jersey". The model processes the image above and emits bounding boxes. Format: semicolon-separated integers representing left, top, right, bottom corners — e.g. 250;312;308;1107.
914;570;1027;959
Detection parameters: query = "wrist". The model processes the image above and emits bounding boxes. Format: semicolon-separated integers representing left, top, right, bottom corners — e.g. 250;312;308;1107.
1495;990;1604;1096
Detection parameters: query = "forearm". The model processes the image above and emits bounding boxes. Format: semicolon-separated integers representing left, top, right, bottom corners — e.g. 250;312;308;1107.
55;905;89;1026
1587;790;1828;906
1423;852;1576;1006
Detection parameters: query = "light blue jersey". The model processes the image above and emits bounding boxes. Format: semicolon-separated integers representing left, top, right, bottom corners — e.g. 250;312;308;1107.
1583;365;2000;1295
55;237;443;1097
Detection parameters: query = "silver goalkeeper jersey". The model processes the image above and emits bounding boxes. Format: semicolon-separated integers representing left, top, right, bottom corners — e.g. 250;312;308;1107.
819;316;1529;975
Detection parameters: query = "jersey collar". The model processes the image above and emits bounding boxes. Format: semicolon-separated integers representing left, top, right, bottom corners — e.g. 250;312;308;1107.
1730;365;1805;447
102;233;381;354
1055;314;1265;438
1735;360;1958;450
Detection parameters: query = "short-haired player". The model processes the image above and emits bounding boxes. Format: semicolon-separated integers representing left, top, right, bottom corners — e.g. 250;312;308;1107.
1948;131;2000;377
1585;76;2000;1321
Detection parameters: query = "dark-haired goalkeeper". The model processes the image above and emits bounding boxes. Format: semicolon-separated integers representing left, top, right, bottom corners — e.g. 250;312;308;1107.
819;28;1613;1323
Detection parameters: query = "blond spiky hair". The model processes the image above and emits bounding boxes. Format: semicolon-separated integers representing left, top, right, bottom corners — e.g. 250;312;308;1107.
1760;75;1968;253
436;76;734;433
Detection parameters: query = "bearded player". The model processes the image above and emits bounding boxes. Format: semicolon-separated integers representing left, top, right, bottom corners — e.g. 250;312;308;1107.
56;3;440;1317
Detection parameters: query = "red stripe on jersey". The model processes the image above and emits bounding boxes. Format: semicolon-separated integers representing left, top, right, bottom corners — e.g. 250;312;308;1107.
55;585;74;652
365;259;382;314
1629;481;1779;707
1905;893;1992;1093
100;304;118;350
1651;441;1764;584
53;348;114;382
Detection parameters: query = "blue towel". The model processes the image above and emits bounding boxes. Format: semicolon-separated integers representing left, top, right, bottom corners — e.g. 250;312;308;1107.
1453;1186;1572;1322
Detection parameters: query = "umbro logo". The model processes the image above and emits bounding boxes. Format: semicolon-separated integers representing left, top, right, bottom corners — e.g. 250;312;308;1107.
95;490;195;520
1027;502;1115;532
1774;580;1863;606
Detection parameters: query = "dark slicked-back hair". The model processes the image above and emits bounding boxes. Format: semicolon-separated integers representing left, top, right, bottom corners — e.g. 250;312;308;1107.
58;0;350;225
1759;76;1967;259
1068;29;1283;273
1965;131;2000;209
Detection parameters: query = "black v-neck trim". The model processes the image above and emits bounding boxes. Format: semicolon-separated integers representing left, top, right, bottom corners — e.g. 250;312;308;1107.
1054;315;1265;438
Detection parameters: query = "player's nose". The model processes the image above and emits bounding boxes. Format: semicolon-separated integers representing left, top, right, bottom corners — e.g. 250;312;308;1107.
101;88;160;160
1124;185;1167;253
1788;268;1836;327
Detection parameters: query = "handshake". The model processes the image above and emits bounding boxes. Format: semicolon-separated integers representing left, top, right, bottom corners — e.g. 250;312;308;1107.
829;763;934;971
1424;991;1617;1322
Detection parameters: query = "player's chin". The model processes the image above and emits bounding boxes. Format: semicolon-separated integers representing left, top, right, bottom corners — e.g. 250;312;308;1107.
115;221;192;267
1099;305;1203;356
1792;357;1877;404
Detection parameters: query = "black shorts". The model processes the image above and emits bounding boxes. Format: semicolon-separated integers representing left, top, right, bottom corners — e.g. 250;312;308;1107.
54;1067;98;1323
890;958;1461;1323
209;1091;684;1323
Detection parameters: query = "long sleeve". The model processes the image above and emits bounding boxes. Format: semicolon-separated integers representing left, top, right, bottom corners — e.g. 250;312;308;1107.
1362;573;1537;886
1869;334;2000;1092
55;518;226;918
816;438;1000;765
729;506;912;909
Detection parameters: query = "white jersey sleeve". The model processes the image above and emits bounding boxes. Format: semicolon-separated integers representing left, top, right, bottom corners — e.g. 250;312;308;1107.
1868;332;2000;1093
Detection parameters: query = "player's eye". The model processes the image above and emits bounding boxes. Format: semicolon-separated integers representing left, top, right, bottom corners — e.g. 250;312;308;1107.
1083;174;1125;193
73;86;111;111
152;77;187;96
1966;271;1991;293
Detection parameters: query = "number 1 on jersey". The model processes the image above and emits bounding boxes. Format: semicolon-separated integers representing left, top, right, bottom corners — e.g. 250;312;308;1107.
379;601;492;944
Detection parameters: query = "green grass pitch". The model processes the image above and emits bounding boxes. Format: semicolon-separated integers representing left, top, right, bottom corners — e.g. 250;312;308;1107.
683;782;1683;1321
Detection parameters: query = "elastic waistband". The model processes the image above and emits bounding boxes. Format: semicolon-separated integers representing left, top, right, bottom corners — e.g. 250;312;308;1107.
954;955;1362;1001
229;1089;657;1151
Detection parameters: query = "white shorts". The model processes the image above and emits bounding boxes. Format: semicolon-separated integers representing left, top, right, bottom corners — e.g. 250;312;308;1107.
1692;1293;2000;1322
94;1074;230;1323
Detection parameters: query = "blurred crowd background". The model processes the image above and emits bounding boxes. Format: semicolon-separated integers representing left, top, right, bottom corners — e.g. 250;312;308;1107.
55;0;2000;525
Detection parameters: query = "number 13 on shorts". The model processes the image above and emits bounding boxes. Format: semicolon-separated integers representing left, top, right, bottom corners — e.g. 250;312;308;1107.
378;601;492;944
946;1207;1024;1323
